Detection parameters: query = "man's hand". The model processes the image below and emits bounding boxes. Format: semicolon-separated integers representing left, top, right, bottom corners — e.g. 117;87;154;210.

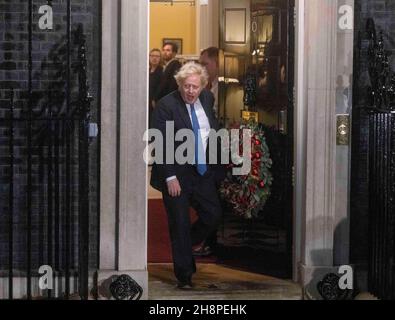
167;178;182;197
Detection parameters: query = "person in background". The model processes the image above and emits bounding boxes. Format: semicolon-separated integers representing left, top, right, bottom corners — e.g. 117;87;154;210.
200;47;219;117
194;46;221;257
154;42;182;102
149;48;163;127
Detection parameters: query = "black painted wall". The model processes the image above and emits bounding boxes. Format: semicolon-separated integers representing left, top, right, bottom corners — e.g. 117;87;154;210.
350;0;395;290
0;0;100;271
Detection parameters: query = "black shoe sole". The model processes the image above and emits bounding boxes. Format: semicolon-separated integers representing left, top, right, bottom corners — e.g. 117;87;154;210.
192;249;213;257
176;283;194;290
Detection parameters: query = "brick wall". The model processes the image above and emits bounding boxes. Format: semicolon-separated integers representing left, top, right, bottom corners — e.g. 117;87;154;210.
0;0;100;272
350;0;395;288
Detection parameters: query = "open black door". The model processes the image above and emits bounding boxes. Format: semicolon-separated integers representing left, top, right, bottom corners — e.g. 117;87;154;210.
217;0;294;279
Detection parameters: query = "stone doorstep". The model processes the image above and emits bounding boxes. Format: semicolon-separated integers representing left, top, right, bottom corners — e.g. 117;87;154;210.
148;264;303;300
354;292;379;300
148;286;303;300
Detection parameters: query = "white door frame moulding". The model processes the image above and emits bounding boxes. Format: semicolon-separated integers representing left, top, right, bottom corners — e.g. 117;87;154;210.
99;0;149;299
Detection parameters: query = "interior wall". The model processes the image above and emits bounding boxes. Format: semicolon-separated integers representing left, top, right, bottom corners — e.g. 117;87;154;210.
150;3;197;54
197;1;220;52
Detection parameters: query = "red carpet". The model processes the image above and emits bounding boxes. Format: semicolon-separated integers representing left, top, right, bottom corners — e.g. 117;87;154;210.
148;199;216;263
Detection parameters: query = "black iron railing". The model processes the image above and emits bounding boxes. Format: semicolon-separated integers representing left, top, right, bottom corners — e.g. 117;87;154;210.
365;18;395;300
0;0;93;300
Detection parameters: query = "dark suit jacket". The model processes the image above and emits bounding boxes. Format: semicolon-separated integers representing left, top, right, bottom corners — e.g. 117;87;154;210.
154;59;182;102
150;89;225;192
149;66;163;107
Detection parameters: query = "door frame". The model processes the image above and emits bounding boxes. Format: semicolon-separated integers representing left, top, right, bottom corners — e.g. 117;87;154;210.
293;0;305;282
98;0;318;295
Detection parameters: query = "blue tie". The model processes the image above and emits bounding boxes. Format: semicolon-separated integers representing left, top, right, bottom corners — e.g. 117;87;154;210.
190;104;207;176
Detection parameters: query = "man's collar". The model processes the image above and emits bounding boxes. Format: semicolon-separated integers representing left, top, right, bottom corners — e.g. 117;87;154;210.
184;98;202;108
165;57;177;67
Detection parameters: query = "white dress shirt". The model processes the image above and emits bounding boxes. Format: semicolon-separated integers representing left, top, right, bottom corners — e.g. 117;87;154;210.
166;98;210;182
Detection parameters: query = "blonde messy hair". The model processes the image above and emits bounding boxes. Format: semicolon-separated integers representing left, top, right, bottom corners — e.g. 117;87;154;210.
174;61;209;88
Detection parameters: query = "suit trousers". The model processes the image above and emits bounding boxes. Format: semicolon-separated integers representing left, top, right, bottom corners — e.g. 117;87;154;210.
162;168;222;283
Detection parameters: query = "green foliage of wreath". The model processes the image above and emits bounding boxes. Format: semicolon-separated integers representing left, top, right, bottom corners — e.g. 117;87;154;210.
219;120;273;219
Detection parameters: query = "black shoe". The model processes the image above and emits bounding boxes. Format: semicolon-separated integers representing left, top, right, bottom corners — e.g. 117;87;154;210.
192;245;212;257
176;279;193;290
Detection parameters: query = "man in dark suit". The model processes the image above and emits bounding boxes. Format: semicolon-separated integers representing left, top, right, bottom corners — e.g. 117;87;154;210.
150;62;222;289
154;42;182;102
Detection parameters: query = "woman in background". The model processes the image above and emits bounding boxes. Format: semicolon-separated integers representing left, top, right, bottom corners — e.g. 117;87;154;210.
149;48;163;127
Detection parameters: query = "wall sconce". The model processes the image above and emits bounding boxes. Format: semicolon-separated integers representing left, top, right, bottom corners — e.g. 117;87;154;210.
219;77;240;84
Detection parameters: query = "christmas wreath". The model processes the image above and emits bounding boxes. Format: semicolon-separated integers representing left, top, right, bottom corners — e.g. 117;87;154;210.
219;120;273;219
